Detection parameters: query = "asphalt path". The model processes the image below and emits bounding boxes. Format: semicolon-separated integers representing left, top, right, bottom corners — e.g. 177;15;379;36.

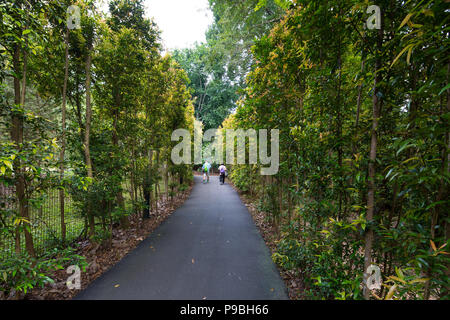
75;175;288;300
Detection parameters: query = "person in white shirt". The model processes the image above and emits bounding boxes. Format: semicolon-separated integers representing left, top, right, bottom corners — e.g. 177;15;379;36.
218;164;227;184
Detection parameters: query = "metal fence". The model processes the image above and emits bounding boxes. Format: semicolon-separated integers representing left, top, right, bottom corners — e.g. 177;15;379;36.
0;184;83;259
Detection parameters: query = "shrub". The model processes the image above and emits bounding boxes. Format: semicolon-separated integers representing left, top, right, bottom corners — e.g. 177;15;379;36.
0;247;87;297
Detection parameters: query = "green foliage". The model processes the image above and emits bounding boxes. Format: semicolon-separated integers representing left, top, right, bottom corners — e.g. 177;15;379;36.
208;0;285;84
2;0;448;301
0;247;87;295
0;252;55;295
225;0;450;300
0;0;194;296
107;0;160;52
173;44;238;130
229;165;251;193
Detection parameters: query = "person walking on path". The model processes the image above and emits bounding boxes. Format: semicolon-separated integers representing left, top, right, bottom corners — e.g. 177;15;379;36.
218;164;227;185
202;160;211;183
75;173;289;300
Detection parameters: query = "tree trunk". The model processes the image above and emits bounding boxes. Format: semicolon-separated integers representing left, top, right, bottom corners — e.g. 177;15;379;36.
363;25;383;300
337;52;343;220
59;28;69;244
130;146;136;210
165;159;169;201
12;40;35;258
288;176;292;225
112;111;129;229
261;174;266;206
84;46;95;238
148;148;153;216
154;149;160;215
278;177;282;236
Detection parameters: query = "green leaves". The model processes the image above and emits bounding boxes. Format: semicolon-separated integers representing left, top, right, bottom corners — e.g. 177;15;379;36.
173;44;238;130
395;140;417;157
0;0;447;301
438;83;450;96
391;43;416;67
221;0;450;301
256;0;290;11
274;0;291;10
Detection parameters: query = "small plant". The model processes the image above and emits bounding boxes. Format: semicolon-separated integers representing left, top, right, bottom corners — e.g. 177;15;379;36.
0;247;87;297
169;181;178;192
168;190;177;200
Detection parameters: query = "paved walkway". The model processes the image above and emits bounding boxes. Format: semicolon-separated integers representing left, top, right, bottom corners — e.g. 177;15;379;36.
75;175;288;300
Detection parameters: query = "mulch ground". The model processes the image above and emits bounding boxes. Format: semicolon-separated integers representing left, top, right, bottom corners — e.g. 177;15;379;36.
228;182;305;300
23;184;194;300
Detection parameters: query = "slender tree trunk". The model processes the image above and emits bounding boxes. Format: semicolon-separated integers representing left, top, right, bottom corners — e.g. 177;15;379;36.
75;73;85;142
336;48;343;220
134;174;138;205
249;168;253;197
108;201;113;248
12;40;35;257
154;149;160;215
84;46;95;238
12;44;22;255
278;177;282;236
112;112;129;229
363;25;383;300
261;174;266;204
130;146;136;210
287;176;292;225
148;149;153;216
59;28;69;244
165;159;169;201
130;173;135;207
335;7;344;220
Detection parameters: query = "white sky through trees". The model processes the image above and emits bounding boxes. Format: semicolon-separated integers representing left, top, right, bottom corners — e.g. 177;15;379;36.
145;0;213;51
99;0;213;51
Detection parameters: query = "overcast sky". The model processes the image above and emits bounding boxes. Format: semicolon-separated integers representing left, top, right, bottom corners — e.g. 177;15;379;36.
143;0;213;51
98;0;213;51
